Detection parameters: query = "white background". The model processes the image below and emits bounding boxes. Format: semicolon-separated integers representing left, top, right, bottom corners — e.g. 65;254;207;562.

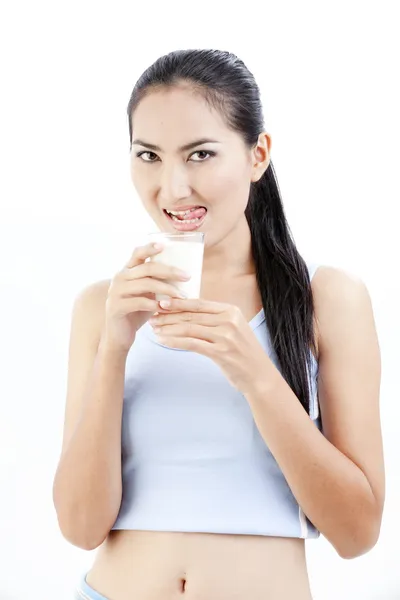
1;1;399;598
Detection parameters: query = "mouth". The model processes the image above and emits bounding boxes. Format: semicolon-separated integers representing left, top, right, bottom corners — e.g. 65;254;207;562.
163;206;208;231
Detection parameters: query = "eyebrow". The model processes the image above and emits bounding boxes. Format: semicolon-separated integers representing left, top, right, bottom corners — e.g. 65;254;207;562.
132;138;221;152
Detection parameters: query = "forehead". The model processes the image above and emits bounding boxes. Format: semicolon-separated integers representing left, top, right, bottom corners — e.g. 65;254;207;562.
131;86;233;145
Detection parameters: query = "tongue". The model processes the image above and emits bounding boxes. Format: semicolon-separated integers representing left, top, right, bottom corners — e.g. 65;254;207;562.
178;207;207;221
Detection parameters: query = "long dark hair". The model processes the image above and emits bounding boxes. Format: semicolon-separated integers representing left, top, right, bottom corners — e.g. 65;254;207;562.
127;49;317;414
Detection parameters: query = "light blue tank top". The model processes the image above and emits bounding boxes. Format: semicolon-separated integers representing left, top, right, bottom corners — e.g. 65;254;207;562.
112;262;321;539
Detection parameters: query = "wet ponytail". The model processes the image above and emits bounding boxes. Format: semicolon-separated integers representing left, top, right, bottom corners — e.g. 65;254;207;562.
246;162;316;411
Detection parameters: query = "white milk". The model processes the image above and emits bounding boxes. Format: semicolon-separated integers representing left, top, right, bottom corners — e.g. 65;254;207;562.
150;240;204;300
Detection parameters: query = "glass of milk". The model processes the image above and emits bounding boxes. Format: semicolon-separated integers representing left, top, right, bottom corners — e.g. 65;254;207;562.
147;232;205;300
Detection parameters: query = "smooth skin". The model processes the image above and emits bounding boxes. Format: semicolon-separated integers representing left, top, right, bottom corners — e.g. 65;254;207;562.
54;84;384;600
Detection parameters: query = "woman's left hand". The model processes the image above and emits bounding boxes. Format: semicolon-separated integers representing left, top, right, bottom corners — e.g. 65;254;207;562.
149;298;270;393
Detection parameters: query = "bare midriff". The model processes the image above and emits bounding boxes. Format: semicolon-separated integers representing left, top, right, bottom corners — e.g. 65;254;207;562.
86;530;313;600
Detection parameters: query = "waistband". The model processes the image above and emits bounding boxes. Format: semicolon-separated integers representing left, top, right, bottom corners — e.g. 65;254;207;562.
75;575;110;600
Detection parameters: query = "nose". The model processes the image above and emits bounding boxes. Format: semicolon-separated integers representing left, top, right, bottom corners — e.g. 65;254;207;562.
159;162;192;203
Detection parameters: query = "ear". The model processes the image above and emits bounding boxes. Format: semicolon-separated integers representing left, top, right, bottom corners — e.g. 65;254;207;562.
251;132;272;182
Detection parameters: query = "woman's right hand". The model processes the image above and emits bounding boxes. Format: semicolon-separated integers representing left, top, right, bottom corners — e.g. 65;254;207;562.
101;242;190;354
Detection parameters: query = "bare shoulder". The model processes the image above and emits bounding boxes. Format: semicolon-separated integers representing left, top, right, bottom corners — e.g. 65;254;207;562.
310;266;375;353
72;278;112;334
74;278;111;310
311;265;369;307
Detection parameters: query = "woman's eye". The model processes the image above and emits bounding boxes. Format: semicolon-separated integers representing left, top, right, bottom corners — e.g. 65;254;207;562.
137;151;159;162
190;151;214;162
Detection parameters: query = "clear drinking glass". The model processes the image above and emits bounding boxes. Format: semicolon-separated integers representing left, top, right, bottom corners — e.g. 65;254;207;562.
148;232;205;300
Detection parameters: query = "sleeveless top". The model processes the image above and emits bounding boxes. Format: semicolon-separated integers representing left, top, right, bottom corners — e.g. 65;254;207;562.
111;262;321;539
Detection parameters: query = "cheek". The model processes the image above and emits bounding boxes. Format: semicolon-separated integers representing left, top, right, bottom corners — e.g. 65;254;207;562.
207;162;251;208
131;167;153;203
130;163;143;191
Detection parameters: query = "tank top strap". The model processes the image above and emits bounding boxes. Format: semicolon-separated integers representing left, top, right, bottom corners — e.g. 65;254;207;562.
306;260;321;282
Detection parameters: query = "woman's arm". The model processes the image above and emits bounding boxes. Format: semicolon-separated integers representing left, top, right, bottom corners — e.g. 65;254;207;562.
53;281;126;550
244;266;385;559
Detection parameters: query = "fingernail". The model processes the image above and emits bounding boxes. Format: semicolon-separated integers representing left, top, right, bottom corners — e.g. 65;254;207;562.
177;270;191;280
160;300;171;309
153;243;163;250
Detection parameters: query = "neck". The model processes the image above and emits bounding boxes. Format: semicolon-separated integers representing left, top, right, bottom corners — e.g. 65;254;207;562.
202;215;254;278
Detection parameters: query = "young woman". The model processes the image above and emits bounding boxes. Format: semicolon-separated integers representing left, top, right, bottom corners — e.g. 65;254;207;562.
53;49;385;600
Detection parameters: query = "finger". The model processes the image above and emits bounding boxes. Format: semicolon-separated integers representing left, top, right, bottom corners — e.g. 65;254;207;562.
151;311;222;326
158;298;229;313
124;242;164;269
153;323;216;344
122;278;187;299
125;261;191;282
111;296;160;315
157;335;213;355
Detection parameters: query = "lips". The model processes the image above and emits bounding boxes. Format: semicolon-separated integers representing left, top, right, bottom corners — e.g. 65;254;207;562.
163;206;208;231
165;206;206;220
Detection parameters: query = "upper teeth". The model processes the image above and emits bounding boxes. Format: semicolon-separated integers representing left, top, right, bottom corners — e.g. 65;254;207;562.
167;208;199;216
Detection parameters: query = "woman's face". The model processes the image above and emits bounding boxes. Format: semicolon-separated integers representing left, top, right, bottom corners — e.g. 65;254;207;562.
130;85;270;248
